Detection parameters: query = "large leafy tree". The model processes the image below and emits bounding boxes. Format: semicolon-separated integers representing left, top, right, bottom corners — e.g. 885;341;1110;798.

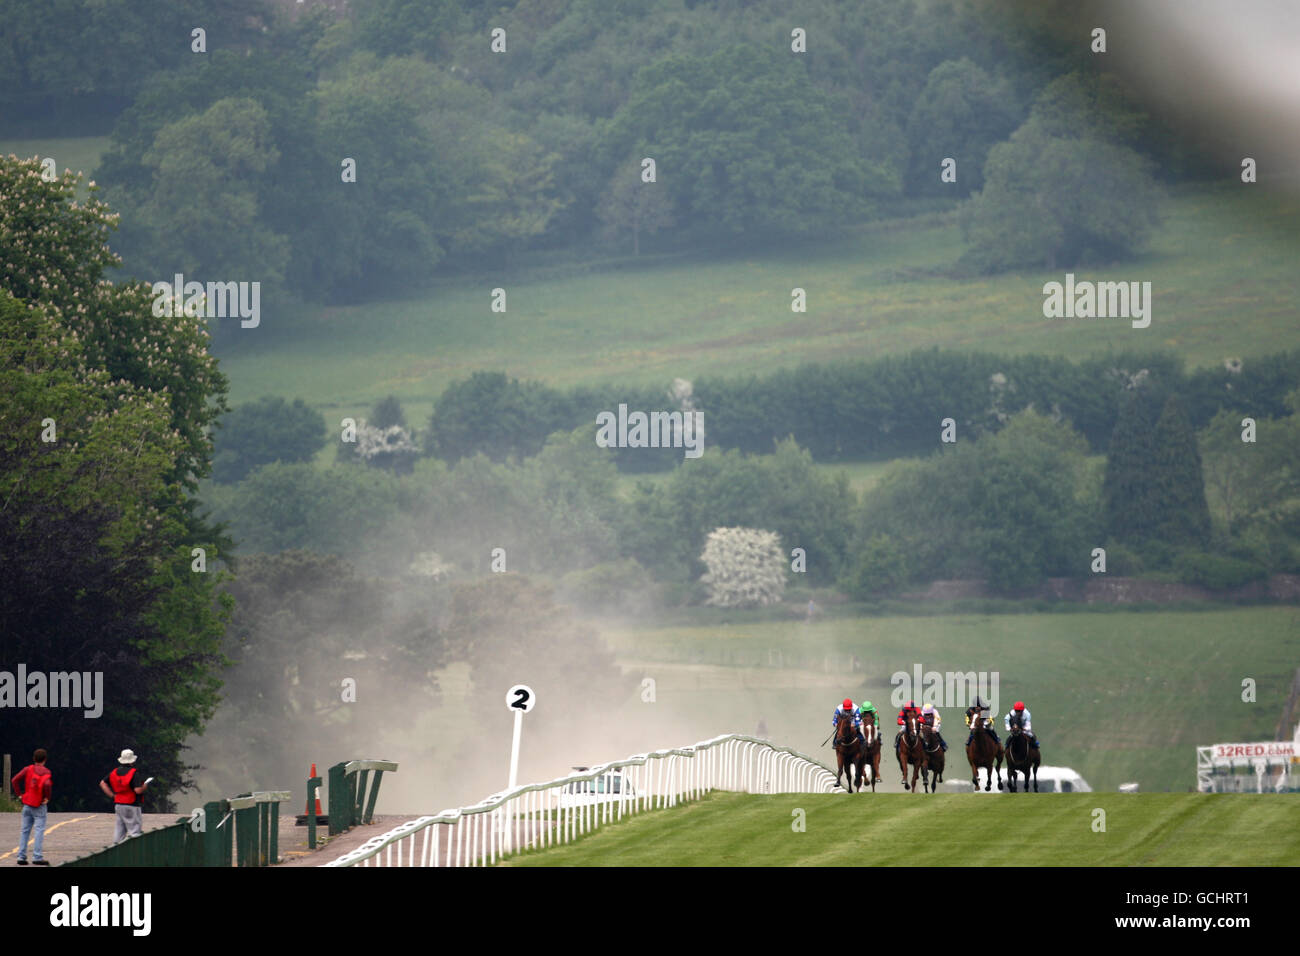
905;58;1022;197
0;157;230;808
856;410;1098;591
213;396;328;484
601;44;894;240
959;72;1160;272
0;0;270;132
426;371;572;464
128;97;290;287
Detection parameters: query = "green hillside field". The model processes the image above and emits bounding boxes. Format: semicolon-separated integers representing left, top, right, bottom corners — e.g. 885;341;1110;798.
2;134;1293;425
504;791;1300;866
200;184;1297;424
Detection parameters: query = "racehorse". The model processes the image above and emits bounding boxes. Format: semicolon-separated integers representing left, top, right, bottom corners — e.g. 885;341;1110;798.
860;710;882;792
833;711;866;792
897;714;925;793
1005;723;1040;793
965;712;1003;792
920;720;945;793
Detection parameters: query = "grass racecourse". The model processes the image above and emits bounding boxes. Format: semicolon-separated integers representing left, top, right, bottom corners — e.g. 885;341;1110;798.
504;792;1300;866
602;606;1300;795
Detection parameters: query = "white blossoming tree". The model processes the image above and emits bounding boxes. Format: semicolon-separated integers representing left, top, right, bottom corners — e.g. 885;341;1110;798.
699;527;786;607
347;419;420;473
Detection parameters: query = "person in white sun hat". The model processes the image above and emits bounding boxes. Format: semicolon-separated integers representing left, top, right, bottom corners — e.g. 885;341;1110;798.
99;749;152;844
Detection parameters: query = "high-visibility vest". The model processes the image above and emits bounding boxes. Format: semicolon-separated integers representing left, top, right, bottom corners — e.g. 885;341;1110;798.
109;768;138;804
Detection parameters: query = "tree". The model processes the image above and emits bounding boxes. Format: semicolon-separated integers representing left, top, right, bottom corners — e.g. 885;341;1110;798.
1;155;228;491
843;533;911;598
202;462;403;561
213;396;328;484
1150;396;1211;547
959;73;1160;273
426;372;572;463
337;396;419;471
370;395;407;429
1198;409;1252;536
0;0;269;133
596;163;675;255
856;410;1097;591
352;420;421;474
0;291;228;810
905;58;1022;197
699;527;787;608
0;157;231;807
601;45;891;241
1102;388;1162;545
127;98;291;288
1199;400;1300;542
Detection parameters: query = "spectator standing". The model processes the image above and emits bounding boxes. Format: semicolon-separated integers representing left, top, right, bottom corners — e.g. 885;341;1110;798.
99;749;150;844
10;748;52;865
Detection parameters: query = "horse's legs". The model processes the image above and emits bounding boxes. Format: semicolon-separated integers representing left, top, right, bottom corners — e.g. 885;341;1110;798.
1032;760;1038;793
899;752;910;790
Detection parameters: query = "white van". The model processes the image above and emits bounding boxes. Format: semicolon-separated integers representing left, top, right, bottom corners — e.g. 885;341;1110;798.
1029;766;1092;793
960;765;1092;793
557;767;636;807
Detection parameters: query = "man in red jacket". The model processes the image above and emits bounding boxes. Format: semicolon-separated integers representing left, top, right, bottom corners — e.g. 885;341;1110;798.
11;748;52;865
99;749;151;844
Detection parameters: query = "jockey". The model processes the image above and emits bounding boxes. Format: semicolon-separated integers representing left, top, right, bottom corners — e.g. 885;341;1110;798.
894;699;923;753
1004;701;1040;749
858;699;881;737
964;695;1000;746
832;698;865;746
921;704;948;752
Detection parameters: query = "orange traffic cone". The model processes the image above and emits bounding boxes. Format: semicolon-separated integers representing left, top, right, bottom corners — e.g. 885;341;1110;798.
306;763;323;816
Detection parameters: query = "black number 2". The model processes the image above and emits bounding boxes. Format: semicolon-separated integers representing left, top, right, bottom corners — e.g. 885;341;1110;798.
512;688;530;709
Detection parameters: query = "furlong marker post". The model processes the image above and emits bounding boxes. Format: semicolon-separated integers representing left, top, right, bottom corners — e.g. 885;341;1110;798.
504;683;536;854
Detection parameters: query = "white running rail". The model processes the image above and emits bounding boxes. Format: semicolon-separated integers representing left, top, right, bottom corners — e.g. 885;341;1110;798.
321;733;837;867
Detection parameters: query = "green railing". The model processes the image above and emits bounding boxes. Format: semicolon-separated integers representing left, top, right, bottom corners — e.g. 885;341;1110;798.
327;760;398;835
61;791;291;868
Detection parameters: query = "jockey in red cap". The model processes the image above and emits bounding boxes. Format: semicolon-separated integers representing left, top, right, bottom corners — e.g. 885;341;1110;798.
1004;701;1040;750
832;698;865;747
894;699;923;755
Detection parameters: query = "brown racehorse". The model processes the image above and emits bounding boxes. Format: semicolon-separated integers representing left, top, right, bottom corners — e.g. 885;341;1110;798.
966;713;1003;792
1005;724;1040;792
860;711;882;792
833;711;866;792
920;720;945;793
897;715;925;792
